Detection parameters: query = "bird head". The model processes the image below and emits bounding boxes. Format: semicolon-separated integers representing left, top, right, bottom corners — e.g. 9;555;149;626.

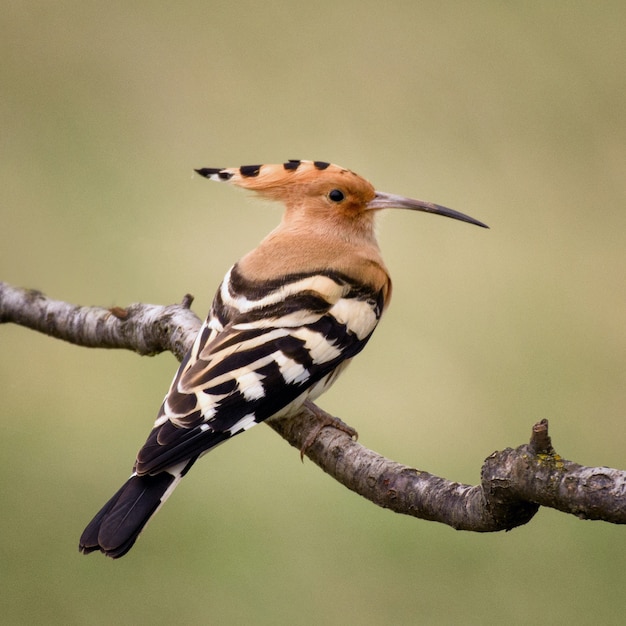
195;160;488;232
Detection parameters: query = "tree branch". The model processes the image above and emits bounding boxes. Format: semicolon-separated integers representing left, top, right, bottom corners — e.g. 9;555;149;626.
0;281;200;361
2;280;625;530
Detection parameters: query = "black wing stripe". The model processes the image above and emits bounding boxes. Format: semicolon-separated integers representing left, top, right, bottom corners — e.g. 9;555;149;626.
227;264;348;300
137;427;233;475
137;267;386;475
137;324;375;475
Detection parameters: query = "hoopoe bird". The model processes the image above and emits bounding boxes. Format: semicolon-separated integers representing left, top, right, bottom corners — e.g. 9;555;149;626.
79;159;487;558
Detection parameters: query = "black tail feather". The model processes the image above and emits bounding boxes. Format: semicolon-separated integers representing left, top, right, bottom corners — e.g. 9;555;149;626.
79;473;175;559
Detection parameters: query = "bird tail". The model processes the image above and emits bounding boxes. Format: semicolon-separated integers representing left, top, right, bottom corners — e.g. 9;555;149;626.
79;462;189;558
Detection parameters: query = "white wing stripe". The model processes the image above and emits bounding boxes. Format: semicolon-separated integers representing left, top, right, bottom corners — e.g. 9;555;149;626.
237;371;266;401
220;267;346;312
273;351;310;384
227;413;257;434
290;327;342;363
329;298;378;340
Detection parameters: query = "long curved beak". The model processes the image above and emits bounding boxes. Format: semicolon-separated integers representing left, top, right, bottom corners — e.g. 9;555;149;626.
367;191;488;229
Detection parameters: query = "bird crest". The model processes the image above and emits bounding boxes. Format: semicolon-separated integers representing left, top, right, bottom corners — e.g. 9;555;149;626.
195;160;375;202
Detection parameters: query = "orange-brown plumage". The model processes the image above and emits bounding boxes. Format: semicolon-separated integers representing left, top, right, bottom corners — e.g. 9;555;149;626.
202;160;391;308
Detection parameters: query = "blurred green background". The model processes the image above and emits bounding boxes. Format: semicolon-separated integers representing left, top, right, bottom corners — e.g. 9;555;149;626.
2;2;625;624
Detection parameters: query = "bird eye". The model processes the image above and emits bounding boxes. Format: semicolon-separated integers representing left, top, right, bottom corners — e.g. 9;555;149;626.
328;189;345;203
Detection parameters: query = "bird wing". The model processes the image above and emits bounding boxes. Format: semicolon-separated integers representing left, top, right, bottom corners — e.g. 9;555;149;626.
134;265;385;475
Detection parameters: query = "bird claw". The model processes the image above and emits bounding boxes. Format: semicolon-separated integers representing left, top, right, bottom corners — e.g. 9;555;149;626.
300;413;359;461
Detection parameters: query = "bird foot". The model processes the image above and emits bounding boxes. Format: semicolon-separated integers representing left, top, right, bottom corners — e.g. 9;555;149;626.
300;411;358;461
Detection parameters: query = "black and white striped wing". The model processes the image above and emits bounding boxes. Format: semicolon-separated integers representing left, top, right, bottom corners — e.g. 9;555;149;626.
134;267;385;476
